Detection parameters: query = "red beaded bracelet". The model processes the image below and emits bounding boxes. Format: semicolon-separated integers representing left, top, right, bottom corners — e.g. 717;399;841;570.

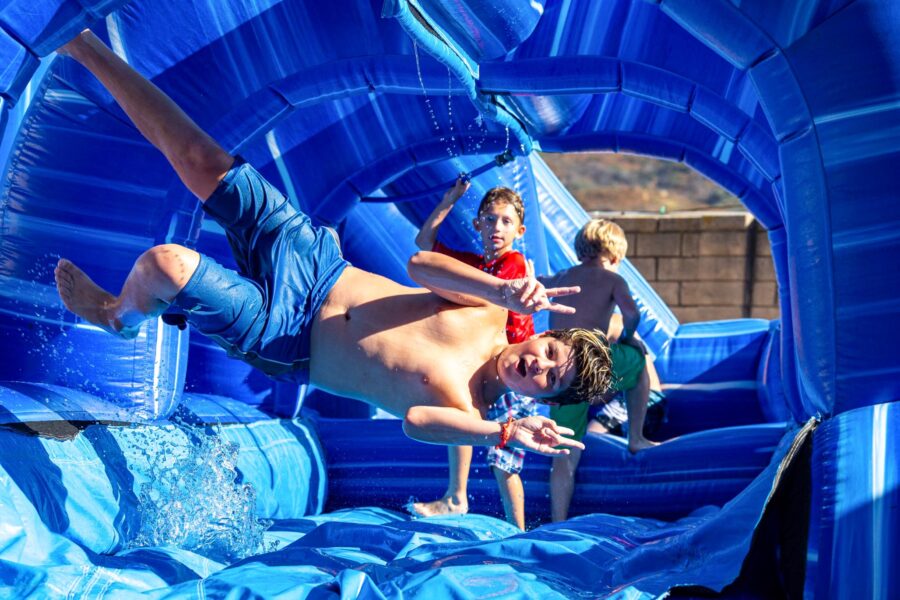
496;417;515;449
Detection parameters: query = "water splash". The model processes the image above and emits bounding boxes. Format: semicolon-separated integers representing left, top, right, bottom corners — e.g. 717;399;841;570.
413;42;455;159
124;423;274;563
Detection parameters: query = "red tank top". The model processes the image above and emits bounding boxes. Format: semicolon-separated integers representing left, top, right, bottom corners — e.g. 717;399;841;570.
433;242;535;344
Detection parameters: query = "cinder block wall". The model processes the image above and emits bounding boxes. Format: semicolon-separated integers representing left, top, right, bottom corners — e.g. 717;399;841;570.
592;211;779;323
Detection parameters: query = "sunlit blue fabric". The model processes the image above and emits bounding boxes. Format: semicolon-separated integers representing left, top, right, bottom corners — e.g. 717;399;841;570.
806;403;900;599
0;395;325;555
0;418;806;598
1;0;898;596
320;417;790;522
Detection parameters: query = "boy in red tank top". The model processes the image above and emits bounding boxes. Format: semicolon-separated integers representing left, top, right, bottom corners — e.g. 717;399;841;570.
410;178;537;529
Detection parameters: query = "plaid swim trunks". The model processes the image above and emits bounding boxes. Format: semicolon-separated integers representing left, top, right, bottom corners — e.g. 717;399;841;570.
485;392;537;474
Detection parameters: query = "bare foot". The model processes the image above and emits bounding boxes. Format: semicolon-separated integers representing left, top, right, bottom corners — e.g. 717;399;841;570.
55;259;135;339
408;495;469;518
628;437;660;454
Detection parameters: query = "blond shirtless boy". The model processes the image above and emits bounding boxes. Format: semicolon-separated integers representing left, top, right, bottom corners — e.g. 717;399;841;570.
542;219;663;521
53;31;613;457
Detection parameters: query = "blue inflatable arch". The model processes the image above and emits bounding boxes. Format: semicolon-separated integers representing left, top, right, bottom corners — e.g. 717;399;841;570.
0;0;898;597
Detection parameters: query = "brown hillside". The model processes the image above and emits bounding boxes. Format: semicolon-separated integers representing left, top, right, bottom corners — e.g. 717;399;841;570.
539;152;741;213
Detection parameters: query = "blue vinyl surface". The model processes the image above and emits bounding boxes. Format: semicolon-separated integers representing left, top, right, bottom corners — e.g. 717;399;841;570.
0;407;807;598
1;0;898;597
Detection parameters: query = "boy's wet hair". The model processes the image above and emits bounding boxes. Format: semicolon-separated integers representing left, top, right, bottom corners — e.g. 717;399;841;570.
477;187;525;225
575;219;628;262
542;328;613;406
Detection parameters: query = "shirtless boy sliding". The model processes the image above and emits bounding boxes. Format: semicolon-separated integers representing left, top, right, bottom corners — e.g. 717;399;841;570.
53;31;613;456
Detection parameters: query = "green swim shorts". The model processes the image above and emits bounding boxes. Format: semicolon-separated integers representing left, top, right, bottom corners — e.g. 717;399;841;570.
550;342;646;442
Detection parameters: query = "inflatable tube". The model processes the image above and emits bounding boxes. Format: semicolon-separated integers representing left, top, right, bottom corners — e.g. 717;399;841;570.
320;417;790;522
1;0;899;596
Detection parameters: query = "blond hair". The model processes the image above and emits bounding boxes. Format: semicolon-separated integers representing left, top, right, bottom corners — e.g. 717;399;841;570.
477;187;525;225
542;328;613;406
575;219;628;262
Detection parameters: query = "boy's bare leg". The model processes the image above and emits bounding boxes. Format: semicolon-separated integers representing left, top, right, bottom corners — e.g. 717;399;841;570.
586;419;610;435
411;445;471;517
58;31;232;200
645;354;663;392
55;245;199;338
493;467;525;530
625;368;660;454
549;446;582;522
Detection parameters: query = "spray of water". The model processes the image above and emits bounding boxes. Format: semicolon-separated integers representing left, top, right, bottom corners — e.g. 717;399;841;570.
123;422;274;563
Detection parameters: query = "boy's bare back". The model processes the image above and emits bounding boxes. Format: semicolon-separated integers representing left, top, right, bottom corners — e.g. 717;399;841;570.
544;262;628;332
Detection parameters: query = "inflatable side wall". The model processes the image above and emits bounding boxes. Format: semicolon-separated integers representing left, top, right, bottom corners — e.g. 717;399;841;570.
1;0;898;596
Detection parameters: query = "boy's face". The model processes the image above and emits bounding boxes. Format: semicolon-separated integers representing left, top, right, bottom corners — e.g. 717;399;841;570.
473;202;525;257
497;336;576;399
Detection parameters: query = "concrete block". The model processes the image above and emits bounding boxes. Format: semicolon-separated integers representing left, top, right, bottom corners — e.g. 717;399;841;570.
756;230;773;257
751;281;779;306
658;257;698;281
680;281;745;306
600;214;659;233
754;257;777;281
628;257;656;279
681;233;700;257
658;216;703;232
627;235;639;257
635;232;681;257
697;256;747;280
750;306;781;320
675;306;742;323
696;212;754;231
698;231;748;256
651;281;680;306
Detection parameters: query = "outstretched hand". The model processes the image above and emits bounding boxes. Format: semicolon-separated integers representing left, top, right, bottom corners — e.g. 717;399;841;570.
442;177;470;205
507;416;584;456
502;260;580;315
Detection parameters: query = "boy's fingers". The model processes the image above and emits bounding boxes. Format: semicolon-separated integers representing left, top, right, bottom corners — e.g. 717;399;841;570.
545;286;581;297
556;437;585;451
539;447;570;456
539;418;560;432
518;279;538;305
524;283;544;307
544;302;577;315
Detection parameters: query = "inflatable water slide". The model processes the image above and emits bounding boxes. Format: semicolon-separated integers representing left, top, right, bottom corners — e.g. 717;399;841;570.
0;1;898;597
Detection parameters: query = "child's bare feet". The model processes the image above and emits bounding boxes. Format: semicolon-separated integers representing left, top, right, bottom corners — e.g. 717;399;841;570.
408;495;469;518
55;259;135;338
628;436;660;454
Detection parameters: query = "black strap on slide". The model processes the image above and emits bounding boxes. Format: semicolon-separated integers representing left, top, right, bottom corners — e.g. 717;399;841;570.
360;150;515;203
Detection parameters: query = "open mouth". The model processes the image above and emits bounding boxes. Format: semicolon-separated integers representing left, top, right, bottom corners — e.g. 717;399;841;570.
516;358;527;378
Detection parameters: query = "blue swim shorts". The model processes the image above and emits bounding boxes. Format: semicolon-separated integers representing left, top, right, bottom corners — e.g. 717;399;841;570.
170;159;349;382
485;392;537;474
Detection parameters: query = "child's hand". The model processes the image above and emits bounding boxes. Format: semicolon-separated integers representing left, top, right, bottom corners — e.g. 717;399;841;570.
508;416;584;455
502;260;580;314
442;177;470;205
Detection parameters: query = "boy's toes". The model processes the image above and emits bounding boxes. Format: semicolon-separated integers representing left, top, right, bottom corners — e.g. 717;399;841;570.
54;260;76;298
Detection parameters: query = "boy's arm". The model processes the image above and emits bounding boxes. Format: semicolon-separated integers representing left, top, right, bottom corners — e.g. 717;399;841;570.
59;31;232;201
414;178;470;250
613;275;641;344
407;251;580;314
403;406;585;456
